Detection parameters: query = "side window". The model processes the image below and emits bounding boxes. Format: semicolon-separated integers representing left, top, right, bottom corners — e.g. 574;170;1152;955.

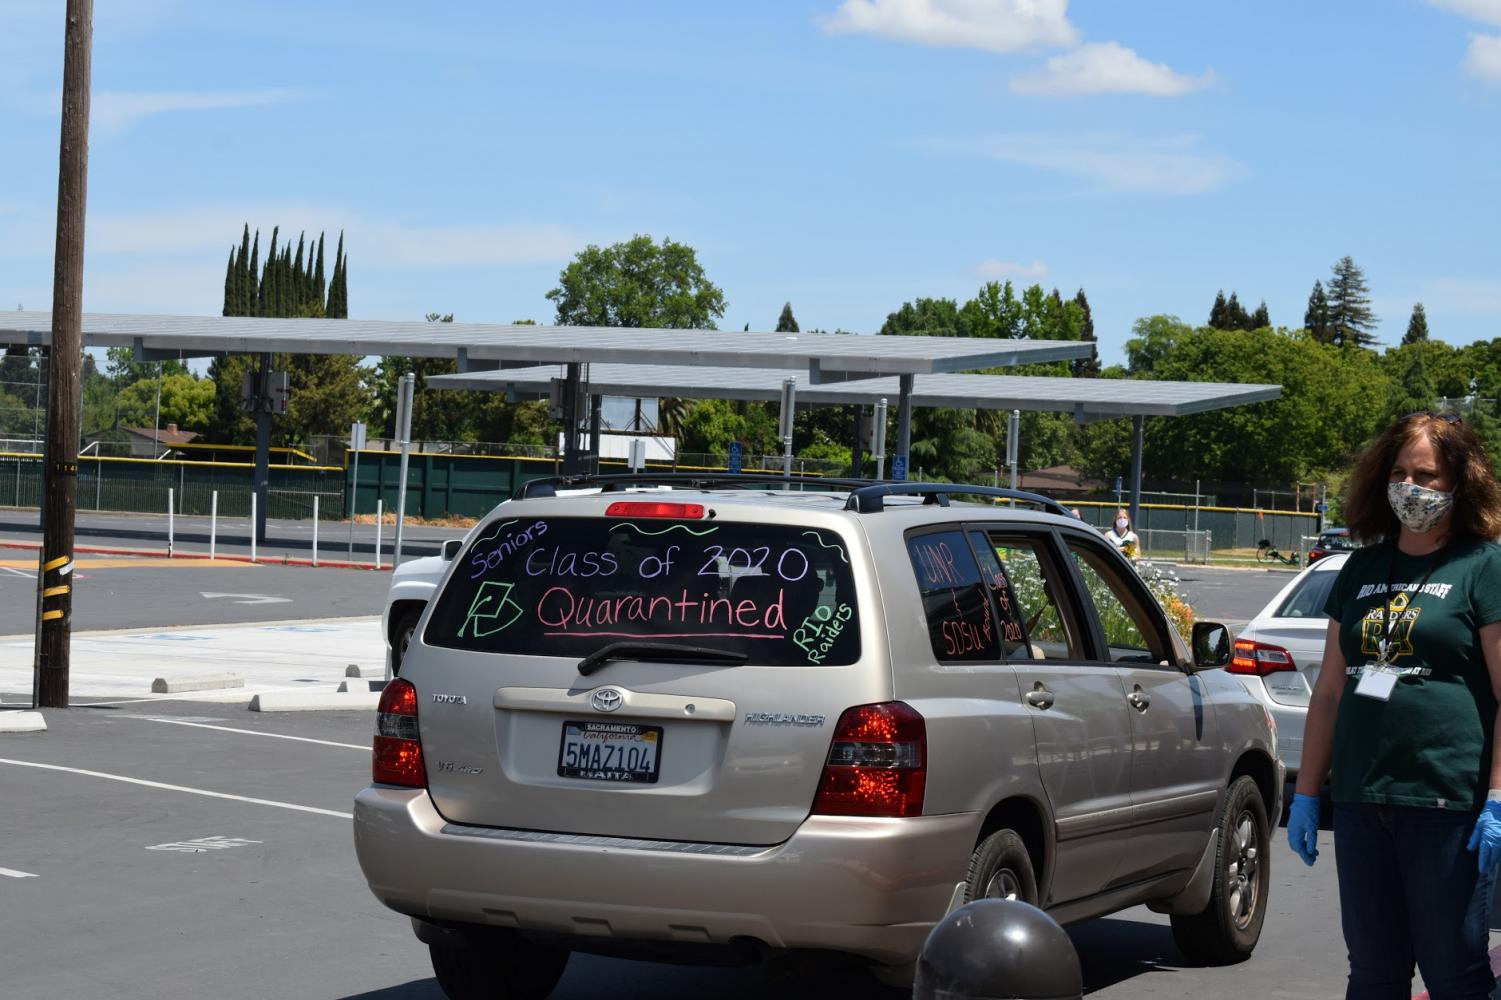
906;530;1000;662
983;533;1085;660
1067;540;1172;665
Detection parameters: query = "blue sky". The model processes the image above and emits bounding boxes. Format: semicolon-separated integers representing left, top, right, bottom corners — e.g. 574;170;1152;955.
2;0;1500;367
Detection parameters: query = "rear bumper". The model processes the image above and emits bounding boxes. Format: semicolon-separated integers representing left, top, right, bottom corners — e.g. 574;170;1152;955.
354;786;978;966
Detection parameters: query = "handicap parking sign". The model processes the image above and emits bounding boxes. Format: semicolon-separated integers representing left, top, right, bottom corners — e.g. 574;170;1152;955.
727;441;743;474
891;455;908;482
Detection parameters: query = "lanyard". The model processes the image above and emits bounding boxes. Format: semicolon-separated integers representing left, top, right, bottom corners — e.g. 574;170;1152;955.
1379;542;1445;663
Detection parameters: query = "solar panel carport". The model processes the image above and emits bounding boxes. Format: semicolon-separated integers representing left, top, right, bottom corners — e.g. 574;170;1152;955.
427;363;1283;524
0;311;1093;542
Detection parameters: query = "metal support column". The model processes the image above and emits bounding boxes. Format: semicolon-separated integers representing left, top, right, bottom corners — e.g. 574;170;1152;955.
1128;414;1145;529
253;352;271;544
589;394;602;475
561;362;581;474
895;374;913;480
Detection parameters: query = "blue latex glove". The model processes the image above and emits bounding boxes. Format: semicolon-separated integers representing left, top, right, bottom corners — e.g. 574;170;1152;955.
1287;793;1320;867
1466;800;1501;874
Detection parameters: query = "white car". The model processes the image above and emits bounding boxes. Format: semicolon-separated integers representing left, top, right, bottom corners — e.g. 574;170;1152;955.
1230;550;1350;778
383;539;464;675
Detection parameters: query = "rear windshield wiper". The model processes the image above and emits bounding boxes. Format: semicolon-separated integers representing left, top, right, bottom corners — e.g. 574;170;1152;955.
577;641;750;676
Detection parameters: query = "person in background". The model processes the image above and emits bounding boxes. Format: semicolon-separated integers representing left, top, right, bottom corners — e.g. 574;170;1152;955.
1104;508;1139;561
1287;411;1501;999
1069;507;1084;520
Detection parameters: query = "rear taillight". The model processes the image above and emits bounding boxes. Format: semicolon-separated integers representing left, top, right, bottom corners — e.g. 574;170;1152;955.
1229;639;1296;676
373;679;426;787
812;702;926;818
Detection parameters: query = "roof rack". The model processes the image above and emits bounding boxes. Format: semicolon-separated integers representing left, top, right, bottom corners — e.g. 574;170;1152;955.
843;482;1073;517
512;471;874;500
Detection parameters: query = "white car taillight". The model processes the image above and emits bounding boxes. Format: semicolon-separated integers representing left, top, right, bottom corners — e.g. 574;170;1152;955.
373;679;426;788
812;702;926;817
1229;639;1296;677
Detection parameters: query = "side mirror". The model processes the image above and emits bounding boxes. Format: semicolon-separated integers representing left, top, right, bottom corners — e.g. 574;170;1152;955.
1191;621;1232;670
441;539;462;561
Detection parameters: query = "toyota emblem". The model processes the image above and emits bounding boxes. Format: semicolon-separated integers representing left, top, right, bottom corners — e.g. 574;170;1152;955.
590;687;624;713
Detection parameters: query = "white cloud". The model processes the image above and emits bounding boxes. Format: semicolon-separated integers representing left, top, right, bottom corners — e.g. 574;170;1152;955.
1;200;591;271
821;0;1077;53
926;132;1247;197
1427;0;1501;26
1010;41;1214;97
89;89;307;135
1464;33;1501;81
976;258;1047;280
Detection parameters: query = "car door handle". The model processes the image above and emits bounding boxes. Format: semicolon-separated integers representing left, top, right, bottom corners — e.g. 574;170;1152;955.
1127;687;1150;712
1024;685;1055;710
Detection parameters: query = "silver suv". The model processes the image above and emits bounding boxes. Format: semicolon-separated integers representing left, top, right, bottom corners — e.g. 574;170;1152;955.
353;476;1281;997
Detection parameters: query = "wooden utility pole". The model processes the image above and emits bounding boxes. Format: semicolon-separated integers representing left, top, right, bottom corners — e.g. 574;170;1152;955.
37;0;93;708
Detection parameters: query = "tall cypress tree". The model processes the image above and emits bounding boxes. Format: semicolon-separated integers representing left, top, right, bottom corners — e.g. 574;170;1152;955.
1208;290;1229;329
775;302;799;333
1225;292;1250;330
1403;303;1430;345
246;230;260;315
1251;300;1271;329
1071;288;1100;377
313;234;326;304
223;248;237;316
1304;281;1331;343
326;232;348;319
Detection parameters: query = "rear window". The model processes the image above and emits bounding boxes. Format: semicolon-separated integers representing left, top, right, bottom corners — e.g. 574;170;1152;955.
1274;567;1339;619
1318;532;1357;551
425;515;861;666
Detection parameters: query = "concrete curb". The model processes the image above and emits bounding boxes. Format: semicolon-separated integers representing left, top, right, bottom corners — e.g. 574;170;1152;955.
151;673;244;694
337;679;388;693
0;539;390;572
0;710;47;733
249;691;381;712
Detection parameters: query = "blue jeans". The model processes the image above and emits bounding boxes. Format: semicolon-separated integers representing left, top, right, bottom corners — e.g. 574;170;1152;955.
1334;802;1495;1000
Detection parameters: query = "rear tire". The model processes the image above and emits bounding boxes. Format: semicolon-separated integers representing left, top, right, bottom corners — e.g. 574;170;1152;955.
962;828;1039;906
1170;776;1269;966
429;933;569;1000
390;606;423;676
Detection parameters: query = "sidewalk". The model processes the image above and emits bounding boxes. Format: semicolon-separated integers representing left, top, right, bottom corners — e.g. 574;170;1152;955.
0;617;385;703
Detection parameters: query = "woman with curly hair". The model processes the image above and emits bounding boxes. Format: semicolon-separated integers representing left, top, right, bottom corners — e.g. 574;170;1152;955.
1289;411;1501;999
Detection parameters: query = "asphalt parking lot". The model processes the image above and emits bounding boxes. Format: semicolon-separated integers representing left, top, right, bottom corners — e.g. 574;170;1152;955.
0;560;1476;999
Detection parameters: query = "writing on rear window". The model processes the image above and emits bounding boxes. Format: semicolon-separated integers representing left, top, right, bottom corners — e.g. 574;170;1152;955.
427;517;861;666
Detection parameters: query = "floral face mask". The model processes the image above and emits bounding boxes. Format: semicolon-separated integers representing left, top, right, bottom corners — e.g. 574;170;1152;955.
1387;481;1453;533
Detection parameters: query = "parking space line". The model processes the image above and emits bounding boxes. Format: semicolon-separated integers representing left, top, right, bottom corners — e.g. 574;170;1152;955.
0;757;354;819
134;716;368;750
0;866;38;878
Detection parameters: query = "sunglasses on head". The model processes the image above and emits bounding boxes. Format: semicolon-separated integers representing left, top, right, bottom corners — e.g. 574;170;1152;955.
1405;410;1463;425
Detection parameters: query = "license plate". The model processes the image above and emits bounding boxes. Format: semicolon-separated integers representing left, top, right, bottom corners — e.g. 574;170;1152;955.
557;720;663;784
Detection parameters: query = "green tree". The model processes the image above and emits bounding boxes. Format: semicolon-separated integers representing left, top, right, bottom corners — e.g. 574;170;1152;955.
368;313;481;441
1208;290;1229;330
775;302;799;333
1071;289;1100;377
1326;255;1378;348
546;235;726;329
1404;303;1430;345
1251;301;1271;330
104;346;187;387
1304;281;1331;344
879;297;967;338
1120;321;1389;482
1225;292;1251;331
962;281;1023;340
112;372;217;434
1381;341;1439;424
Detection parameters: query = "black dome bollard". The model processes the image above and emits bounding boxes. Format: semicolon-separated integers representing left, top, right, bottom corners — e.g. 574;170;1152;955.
912;899;1082;1000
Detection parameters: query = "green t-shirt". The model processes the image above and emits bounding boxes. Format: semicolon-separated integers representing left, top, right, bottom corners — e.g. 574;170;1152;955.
1322;537;1501;812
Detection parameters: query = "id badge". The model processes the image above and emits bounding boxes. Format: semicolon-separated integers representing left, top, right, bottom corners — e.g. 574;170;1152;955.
1355;664;1398;701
